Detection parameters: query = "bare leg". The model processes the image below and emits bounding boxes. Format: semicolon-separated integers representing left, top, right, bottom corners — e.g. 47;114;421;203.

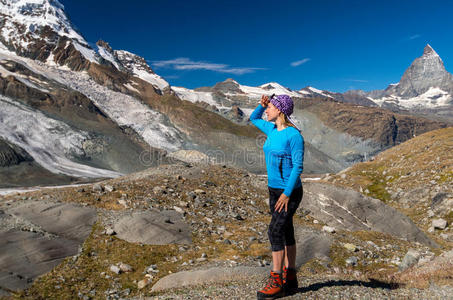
285;244;297;268
272;249;285;272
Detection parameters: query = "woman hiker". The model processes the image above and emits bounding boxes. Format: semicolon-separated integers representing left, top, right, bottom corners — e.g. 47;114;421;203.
250;94;304;299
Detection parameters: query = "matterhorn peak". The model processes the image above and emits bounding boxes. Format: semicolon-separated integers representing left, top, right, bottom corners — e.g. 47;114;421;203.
384;44;453;98
423;44;439;57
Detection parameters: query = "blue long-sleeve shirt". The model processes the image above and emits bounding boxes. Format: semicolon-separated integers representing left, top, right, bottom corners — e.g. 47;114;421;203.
249;104;304;197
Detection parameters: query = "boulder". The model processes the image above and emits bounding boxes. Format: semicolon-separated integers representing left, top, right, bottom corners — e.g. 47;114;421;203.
7;201;97;243
293;228;331;269
432;218;447;230
113;210;192;245
399;249;421;271
0;201;96;292
301;182;437;247
151;266;266;292
0;230;79;291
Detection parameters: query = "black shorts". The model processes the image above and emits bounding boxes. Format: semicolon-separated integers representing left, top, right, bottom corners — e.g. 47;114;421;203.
267;185;303;252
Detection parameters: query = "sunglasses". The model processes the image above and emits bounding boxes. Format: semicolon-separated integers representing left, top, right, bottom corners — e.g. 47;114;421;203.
269;94;282;109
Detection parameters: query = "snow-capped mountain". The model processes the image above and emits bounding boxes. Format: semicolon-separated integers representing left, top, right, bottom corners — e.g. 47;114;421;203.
0;0;188;186
173;79;324;115
299;86;333;98
0;0;98;69
0;0;281;187
96;40;170;93
114;49;170;93
0;0;448;189
346;45;453;114
386;45;453;99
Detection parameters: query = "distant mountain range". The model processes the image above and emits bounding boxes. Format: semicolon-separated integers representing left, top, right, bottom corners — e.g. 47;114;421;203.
172;44;453;123
0;0;449;188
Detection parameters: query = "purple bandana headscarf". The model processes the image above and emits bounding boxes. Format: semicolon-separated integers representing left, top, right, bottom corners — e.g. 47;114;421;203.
269;94;300;131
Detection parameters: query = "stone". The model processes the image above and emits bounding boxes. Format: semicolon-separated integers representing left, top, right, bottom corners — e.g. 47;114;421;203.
345;256;358;266
118;199;127;207
432;218;447;230
432;193;449;207
119;263;133;273
104;185;114;192
137;275;153;289
92;183;104;192
145;265;159;274
223;231;233;238
151;267;266;292
105;227;116;236
110;265;121;274
399;249;421;271
173;206;184;214
440;233;451;240
344;243;357;252
366;241;377;248
153;186;164;194
194;189;206;194
322;226;336;233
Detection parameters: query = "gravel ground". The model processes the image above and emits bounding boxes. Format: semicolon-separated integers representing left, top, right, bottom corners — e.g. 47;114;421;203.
148;275;453;299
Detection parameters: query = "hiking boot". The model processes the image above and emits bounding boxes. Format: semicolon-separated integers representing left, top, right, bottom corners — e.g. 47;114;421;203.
257;271;284;299
283;266;298;293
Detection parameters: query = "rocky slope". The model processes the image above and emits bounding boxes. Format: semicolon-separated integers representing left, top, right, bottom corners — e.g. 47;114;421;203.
0;135;451;298
324;127;453;246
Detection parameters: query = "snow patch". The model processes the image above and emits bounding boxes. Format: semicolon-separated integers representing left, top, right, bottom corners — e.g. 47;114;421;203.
97;45;121;70
372;87;452;109
241;82;301;98
132;67;169;91
124;83;139;94
172;86;219;106
72;41;98;63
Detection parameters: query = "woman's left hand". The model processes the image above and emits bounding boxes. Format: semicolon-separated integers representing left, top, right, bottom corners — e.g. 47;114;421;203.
275;193;290;212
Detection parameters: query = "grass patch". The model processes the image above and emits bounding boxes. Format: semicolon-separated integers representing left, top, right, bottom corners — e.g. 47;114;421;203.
366;181;391;203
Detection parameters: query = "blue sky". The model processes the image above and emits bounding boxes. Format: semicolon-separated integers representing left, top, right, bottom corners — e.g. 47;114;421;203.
60;0;452;93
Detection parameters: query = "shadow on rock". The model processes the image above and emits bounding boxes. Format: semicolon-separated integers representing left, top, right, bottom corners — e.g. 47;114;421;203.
289;279;399;296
